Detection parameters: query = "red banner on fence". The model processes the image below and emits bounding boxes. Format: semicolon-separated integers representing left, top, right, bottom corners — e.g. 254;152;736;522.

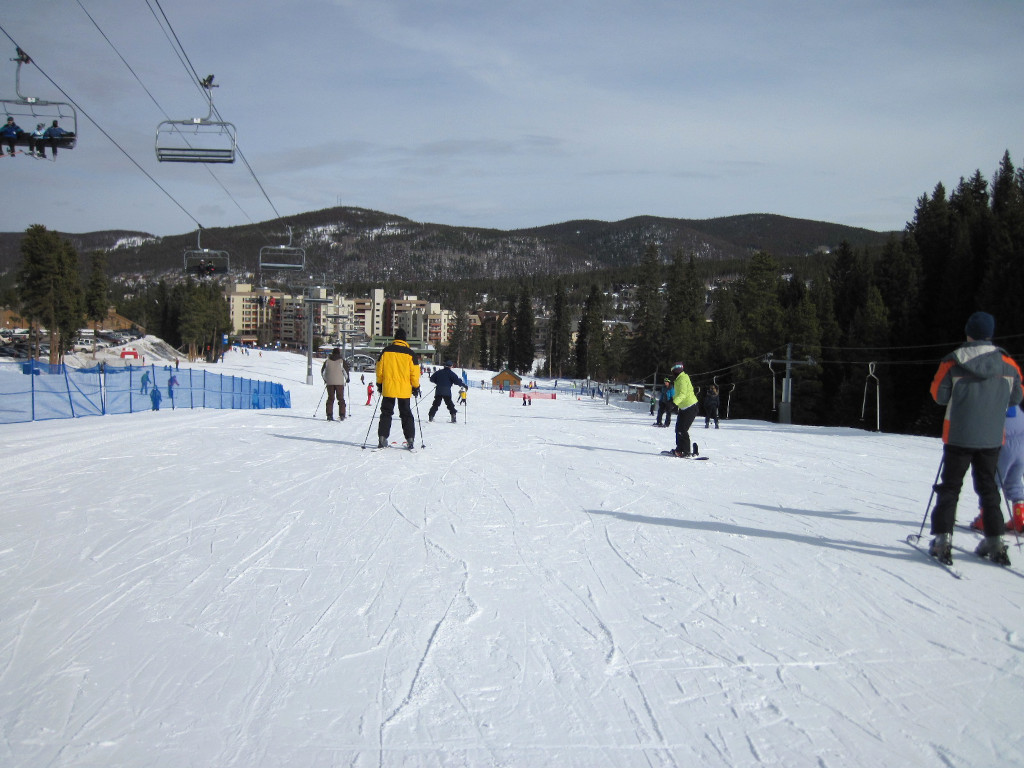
509;391;556;400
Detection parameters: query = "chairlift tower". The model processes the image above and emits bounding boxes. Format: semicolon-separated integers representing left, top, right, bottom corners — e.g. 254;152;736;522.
303;288;332;385
765;343;816;424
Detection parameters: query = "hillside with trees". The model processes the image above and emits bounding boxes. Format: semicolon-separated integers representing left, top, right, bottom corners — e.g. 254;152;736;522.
0;211;892;283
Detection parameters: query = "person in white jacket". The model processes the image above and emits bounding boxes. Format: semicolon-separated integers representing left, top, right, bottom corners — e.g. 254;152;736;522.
321;348;349;421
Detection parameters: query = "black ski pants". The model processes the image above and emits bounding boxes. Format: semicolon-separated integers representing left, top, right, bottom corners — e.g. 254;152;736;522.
931;444;1003;536
428;392;456;419
674;404;698;454
378;397;415;441
656;400;672;427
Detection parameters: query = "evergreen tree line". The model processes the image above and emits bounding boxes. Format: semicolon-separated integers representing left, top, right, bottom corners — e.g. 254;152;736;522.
10;151;1022;437
11;225;231;364
444;151;1024;435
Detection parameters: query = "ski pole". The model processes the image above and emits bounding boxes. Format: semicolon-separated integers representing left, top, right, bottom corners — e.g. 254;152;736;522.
360;391;381;449
911;454;945;541
413;391;426;448
994;470;1022;549
312;384;327;418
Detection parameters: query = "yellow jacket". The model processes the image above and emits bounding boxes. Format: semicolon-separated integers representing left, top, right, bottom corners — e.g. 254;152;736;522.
671;371;698;410
375;340;420;398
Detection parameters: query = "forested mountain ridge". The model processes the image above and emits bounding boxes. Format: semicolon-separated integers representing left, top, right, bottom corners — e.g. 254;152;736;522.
0;209;894;281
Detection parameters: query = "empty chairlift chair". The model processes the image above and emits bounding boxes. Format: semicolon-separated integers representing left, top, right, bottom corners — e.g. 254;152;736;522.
155;75;236;164
258;226;305;272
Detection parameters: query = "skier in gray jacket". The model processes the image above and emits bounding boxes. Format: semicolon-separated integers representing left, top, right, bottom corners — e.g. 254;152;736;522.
321;348;349;421
928;311;1023;565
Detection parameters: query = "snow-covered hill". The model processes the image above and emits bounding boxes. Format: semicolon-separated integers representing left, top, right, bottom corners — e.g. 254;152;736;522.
2;349;1022;767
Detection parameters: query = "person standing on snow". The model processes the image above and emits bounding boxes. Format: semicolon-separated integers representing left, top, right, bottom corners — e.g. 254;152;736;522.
655;377;674;427
704;384;721;429
321;347;349;421
928;311;1022;565
375;327;421;448
428;360;463;423
669;362;699;457
970;404;1024;533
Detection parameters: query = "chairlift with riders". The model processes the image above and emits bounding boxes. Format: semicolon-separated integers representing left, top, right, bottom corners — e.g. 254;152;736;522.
1;48;77;155
184;229;230;276
156;75;236;163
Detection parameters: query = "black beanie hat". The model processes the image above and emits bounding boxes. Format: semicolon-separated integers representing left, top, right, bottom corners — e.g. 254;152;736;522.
965;311;995;340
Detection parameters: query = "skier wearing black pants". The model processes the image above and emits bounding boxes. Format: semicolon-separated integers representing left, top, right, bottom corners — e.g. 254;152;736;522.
669;361;699;457
428;360;463;423
375;327;421;449
928;311;1022;565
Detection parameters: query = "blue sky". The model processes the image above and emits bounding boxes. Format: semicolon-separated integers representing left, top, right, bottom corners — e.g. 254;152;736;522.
1;0;1022;237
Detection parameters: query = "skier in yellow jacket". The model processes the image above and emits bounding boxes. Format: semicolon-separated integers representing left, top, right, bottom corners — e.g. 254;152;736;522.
375;327;421;449
670;362;700;457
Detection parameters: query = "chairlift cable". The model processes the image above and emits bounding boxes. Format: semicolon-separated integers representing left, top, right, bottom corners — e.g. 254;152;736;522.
75;0;257;226
146;0;284;223
0;23;202;229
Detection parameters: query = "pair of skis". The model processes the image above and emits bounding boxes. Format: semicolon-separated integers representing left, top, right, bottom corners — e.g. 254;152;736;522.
905;533;1016;579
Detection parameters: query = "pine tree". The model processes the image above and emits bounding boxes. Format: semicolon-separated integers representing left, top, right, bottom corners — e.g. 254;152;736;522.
736;252;784;355
980;151;1024;336
15;225;83;363
547;283;572;378
574;285;605;380
513;289;535;375
628;244;664;379
662;248;707;373
84;252;109;358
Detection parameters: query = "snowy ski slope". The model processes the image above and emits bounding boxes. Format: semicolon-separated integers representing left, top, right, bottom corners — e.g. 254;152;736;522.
2;348;1022;767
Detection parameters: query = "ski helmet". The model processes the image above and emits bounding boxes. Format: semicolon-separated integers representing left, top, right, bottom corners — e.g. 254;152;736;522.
671;361;684;373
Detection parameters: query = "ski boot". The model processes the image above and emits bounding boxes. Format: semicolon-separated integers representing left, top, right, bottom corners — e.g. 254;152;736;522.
970;509;984;532
451;413;457;423
692;442;699;456
928;533;953;565
976;536;1011;566
1007;500;1024;534
377;435;388;448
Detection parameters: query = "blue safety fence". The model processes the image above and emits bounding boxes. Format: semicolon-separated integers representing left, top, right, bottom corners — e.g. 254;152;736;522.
0;362;291;425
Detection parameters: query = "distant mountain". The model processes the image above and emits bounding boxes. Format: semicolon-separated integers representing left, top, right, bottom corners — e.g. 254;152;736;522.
0;208;896;282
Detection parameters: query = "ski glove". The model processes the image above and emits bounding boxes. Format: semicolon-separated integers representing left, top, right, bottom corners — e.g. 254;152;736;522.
412;387;421;398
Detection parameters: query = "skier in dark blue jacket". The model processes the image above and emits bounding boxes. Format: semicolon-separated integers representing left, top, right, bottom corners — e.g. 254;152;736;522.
428;360;464;423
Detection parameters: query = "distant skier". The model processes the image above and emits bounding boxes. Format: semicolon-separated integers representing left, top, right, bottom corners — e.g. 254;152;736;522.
375;328;420;449
320;347;348;421
149;386;162;411
140;370;150;394
167;374;178;401
928;312;1022;565
669;362;699;457
428;360;462;423
704;385;721;429
655;377;674;427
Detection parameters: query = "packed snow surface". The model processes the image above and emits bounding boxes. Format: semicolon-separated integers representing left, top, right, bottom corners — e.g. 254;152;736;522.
2;349;1023;767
